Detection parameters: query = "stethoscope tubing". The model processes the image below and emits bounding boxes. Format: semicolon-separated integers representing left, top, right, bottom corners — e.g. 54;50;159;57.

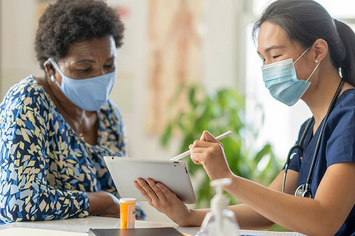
305;80;344;185
282;80;345;195
282;118;313;193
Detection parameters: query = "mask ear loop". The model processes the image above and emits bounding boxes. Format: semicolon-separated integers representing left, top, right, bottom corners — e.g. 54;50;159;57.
306;62;321;82
293;47;321;82
44;59;60;85
293;47;310;64
46;58;63;87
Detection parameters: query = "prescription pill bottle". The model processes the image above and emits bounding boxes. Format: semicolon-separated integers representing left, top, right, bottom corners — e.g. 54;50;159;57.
120;198;136;229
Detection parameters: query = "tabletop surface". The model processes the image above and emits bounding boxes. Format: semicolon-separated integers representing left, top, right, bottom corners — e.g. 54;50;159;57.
0;216;306;236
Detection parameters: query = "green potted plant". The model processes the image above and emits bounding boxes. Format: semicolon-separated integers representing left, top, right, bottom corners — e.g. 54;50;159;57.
160;84;282;208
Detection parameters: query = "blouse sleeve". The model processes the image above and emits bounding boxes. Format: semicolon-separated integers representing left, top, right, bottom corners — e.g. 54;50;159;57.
0;103;89;223
120;118;128;157
109;100;128;157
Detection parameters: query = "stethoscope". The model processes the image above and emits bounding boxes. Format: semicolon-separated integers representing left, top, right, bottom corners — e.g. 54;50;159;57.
282;80;345;198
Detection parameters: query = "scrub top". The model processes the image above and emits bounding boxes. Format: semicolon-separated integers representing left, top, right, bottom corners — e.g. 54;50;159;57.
288;89;355;235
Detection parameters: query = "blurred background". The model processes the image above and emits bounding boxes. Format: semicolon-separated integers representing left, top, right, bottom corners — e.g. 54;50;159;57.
1;0;355;224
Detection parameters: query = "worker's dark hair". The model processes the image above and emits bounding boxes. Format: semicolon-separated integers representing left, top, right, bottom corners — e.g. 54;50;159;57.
253;0;355;85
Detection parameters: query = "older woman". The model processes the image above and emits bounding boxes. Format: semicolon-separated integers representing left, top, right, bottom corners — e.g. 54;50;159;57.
0;0;145;223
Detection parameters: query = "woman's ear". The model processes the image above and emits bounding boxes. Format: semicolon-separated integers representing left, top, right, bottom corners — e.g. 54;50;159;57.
312;38;328;63
43;60;56;76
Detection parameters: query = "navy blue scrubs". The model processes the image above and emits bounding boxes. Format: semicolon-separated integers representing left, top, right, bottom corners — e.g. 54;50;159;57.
288;89;355;235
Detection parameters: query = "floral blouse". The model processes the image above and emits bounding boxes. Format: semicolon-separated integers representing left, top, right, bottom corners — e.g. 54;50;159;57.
0;77;145;223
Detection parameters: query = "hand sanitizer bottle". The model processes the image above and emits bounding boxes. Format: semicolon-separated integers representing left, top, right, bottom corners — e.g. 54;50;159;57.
195;178;240;236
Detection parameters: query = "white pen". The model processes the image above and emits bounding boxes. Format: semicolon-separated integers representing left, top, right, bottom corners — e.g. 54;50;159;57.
170;131;233;161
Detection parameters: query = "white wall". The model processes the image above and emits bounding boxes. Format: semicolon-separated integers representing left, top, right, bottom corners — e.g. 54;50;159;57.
0;0;42;96
106;0;242;222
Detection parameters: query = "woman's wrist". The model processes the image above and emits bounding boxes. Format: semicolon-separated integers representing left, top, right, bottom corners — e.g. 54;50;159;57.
86;192;101;215
86;191;118;216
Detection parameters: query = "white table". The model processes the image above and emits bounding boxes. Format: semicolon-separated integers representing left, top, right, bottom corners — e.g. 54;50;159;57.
0;216;306;236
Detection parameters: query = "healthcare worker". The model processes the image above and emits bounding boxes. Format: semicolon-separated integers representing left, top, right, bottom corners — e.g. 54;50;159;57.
134;0;355;235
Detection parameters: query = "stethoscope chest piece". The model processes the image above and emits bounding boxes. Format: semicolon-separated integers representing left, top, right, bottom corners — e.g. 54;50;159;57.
295;183;312;198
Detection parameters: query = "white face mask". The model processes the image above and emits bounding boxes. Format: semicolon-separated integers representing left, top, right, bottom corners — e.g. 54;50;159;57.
48;58;117;111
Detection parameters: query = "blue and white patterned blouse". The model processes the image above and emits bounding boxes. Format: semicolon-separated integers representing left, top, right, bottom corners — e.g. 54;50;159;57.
0;76;145;223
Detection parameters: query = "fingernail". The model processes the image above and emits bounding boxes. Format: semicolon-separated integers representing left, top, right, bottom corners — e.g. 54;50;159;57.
189;144;192;149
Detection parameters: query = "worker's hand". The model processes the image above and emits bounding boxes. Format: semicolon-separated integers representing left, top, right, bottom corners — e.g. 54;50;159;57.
134;178;192;226
189;130;234;181
86;191;120;218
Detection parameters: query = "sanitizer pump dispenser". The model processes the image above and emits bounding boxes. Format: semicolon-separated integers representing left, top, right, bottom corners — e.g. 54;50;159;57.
196;178;240;236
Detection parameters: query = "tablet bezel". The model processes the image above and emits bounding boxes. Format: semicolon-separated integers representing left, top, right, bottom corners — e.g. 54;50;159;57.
104;156;197;204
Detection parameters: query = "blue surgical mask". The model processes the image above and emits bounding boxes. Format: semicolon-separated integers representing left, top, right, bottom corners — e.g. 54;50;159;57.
261;48;320;106
48;58;116;111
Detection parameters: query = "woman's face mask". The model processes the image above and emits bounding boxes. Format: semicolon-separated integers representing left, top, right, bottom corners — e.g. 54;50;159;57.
48;58;116;111
261;48;320;106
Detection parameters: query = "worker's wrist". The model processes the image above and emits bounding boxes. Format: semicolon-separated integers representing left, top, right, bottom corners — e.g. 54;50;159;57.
176;208;194;227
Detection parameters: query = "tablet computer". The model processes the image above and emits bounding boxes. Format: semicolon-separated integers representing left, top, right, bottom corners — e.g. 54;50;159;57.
104;156;197;204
